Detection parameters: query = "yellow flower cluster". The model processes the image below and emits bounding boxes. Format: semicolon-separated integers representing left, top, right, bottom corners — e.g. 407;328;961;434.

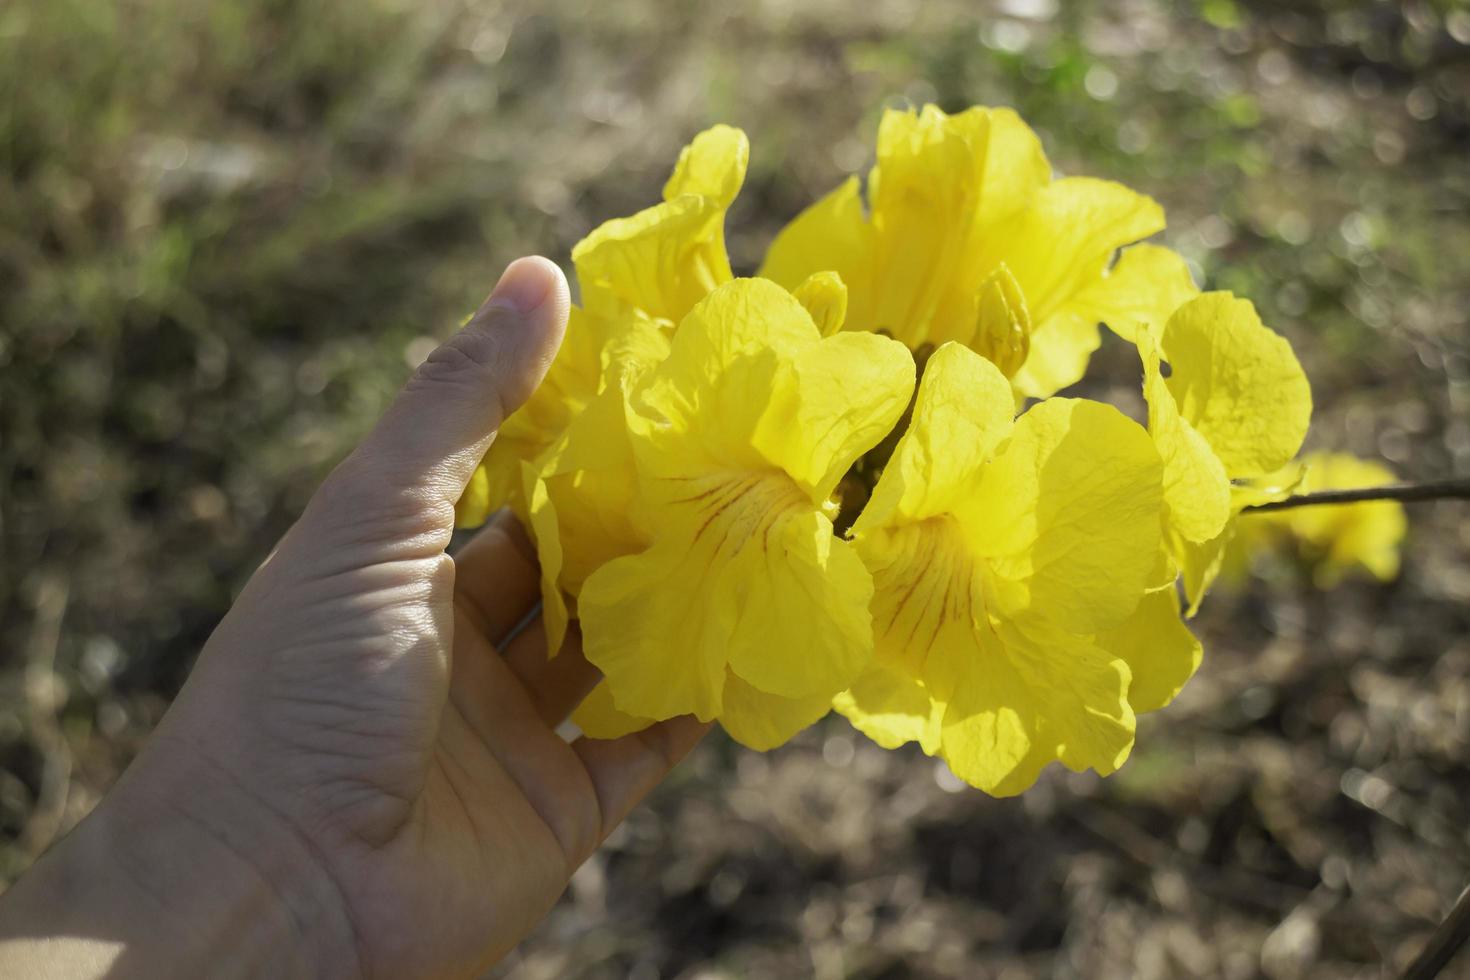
455;105;1316;795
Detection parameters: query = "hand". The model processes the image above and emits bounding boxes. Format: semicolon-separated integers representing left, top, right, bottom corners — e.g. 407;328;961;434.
0;257;710;979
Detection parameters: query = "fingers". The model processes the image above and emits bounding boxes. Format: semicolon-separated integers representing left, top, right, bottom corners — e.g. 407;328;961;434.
320;257;569;528
453;509;541;646
572;715;711;848
572;717;711;848
503;622;602;728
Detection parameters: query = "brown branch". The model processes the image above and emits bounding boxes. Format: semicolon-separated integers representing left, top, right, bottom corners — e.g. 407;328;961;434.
1242;478;1470;514
1403;884;1470;980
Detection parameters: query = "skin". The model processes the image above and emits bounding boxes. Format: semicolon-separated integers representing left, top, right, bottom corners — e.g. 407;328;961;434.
0;257;710;979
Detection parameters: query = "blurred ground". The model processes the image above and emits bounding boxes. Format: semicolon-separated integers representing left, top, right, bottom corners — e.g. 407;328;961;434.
3;0;1470;976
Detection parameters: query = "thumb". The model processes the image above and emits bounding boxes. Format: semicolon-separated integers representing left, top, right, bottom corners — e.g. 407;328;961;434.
322;256;569;526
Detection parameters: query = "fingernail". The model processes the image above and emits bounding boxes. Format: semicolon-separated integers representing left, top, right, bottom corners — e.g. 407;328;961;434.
485;257;556;315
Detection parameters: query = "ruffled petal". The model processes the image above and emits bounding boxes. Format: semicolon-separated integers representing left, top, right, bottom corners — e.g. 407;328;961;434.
926;613;1135;795
634;278;910;500
957;616;1135;789
572;196;731;324
719;671;833;751
1080;243;1198;344
983;177;1165;326
967;397;1164;634
851;343;1015;533
1096;586;1202;714
1140;330;1232;544
834;662;940;753
579;526;735;720
719;506;876;700
570;125;747;324
1162;292;1312;478
522;465;569;660
572;681;655;740
753;330;915;501
988;177;1166;397
662;125;749;206
757;175;871;310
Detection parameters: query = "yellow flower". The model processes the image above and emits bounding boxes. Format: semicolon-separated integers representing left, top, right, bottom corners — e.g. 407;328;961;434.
456;125;750;527
835;342;1165;795
758;104;1197;396
573;125;748;325
1232;452;1407;587
577;277;915;747
1138;292;1313;610
522;314;672;657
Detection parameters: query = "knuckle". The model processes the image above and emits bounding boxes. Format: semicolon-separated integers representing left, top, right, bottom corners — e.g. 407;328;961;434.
406;324;526;425
414;322;514;387
311;459;457;552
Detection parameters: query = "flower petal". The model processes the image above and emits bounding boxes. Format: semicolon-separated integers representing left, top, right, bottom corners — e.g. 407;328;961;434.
1096;586;1202;714
662;125;749;207
983;177;1165;326
572;196;731;324
758;175;871;308
852;343;1015;533
1177;522;1233;615
761;105;1049;351
834;662;940;753
1245;452;1407;586
572;681;655;740
968;397;1164;634
972;106;1052;228
988;177;1166;397
1009;311;1100;399
753;330;915;501
1162;292;1312;478
937;616;1135;795
1080;243;1198;344
522;465;569;660
721;508;876;700
719;671;833;750
580;279;888;721
856;517;979;679
1140;330;1231;544
578;528;733;721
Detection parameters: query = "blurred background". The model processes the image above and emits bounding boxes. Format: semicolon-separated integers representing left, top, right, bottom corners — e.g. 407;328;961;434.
3;0;1469;976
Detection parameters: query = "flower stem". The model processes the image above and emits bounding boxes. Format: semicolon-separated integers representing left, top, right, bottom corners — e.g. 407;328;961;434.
1402;883;1470;980
1241;477;1470;514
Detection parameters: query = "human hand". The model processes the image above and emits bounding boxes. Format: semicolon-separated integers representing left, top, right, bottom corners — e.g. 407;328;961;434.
0;257;710;979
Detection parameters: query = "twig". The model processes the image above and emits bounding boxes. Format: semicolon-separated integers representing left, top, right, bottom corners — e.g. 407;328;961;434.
1402;884;1470;980
1242;478;1470;514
